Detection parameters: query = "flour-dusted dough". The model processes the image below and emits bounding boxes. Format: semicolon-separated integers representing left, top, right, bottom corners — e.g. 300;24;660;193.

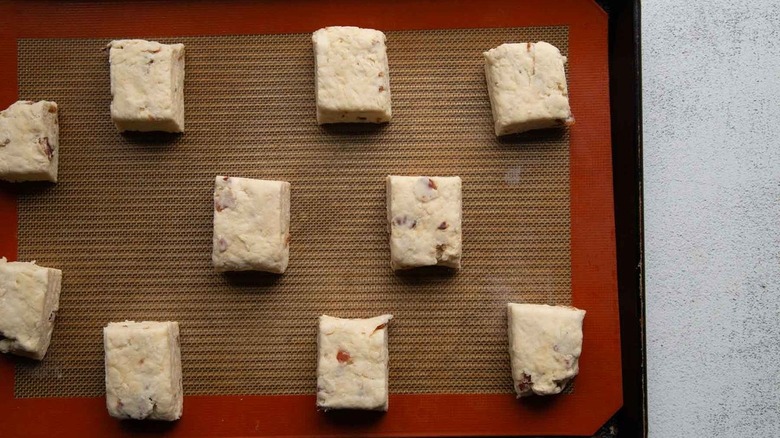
386;175;462;270
0;100;59;182
0;257;62;360
484;42;573;136
104;321;183;421
317;314;393;411
212;176;291;273
507;303;585;397
109;39;185;133
313;26;392;124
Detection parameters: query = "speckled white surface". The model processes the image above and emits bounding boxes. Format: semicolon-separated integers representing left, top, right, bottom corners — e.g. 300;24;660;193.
644;1;780;436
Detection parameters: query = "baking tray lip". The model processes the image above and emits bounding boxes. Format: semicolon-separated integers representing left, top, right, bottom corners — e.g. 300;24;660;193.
601;0;647;436
0;0;643;436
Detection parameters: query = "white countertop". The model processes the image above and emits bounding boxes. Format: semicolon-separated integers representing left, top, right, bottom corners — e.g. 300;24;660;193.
643;0;780;436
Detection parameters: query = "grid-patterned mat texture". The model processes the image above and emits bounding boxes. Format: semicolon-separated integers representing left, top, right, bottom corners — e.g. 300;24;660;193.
15;27;570;397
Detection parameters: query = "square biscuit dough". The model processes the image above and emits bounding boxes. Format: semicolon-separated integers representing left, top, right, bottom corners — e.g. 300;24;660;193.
507;303;585;397
386;176;462;270
212;176;291;273
484;41;574;136
0;257;62;360
109;39;185;133
0;100;59;182
104;321;183;421
317;314;393;411
313;26;392;124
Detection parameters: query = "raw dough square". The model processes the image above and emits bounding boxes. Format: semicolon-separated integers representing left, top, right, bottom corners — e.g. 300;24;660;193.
484;41;574;136
386;175;462;270
212;176;291;273
104;321;183;421
507;303;585;397
313;26;392;124
109;39;185;133
317;314;393;411
0;100;59;182
0;257;62;360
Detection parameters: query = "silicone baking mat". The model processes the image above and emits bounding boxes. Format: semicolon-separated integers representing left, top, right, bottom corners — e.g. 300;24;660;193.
15;27;571;398
0;1;621;436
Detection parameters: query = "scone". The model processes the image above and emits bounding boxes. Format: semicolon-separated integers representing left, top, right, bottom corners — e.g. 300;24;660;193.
317;314;393;411
507;303;585;397
484;42;573;136
108;39;185;133
212;176;291;273
386;176;462;270
313;26;392;124
0;100;59;182
104;321;183;421
0;257;62;359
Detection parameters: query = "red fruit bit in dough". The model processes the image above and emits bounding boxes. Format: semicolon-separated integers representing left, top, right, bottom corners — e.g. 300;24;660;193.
336;350;352;364
393;215;416;229
517;373;532;393
218;237;229;252
371;323;387;335
215;190;235;212
38;137;53;160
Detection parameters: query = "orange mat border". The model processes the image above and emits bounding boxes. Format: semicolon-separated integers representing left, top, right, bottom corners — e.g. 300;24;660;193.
0;0;620;436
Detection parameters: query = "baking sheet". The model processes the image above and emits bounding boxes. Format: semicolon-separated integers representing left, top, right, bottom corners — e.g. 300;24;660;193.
0;2;625;435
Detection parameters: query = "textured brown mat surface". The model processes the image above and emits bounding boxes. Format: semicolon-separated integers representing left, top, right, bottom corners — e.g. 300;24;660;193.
15;27;570;397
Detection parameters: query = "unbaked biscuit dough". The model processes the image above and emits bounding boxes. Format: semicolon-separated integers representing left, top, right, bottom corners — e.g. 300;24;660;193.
484;42;573;136
317;314;393;411
386;175;462;270
507;303;585;397
212;176;291;273
313;26;392;124
0;100;59;182
0;257;62;360
104;321;183;421
109;39;185;133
